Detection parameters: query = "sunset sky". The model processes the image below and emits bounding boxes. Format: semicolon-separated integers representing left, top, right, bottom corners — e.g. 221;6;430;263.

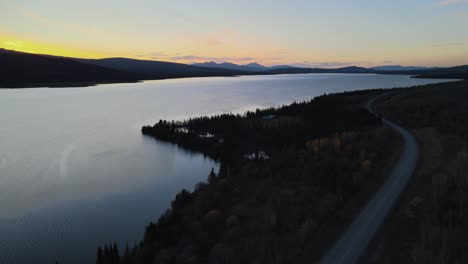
1;0;468;67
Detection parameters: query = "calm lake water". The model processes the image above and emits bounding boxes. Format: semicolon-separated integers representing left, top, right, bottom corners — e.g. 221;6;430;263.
0;74;452;263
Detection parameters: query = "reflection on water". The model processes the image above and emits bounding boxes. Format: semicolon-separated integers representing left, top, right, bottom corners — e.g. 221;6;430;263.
0;74;453;263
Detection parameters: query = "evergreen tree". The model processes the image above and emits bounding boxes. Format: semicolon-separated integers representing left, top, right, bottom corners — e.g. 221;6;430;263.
208;167;217;184
104;245;110;264
112;242;120;264
96;246;103;264
122;243;131;264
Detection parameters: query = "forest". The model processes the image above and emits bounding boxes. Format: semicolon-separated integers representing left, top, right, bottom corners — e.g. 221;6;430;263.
141;90;382;162
96;89;402;264
363;80;468;264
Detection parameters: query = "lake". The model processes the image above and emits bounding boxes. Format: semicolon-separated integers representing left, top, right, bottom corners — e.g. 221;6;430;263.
0;74;452;263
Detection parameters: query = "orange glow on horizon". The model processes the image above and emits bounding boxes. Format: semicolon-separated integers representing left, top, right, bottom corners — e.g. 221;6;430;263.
0;37;112;59
0;38;291;66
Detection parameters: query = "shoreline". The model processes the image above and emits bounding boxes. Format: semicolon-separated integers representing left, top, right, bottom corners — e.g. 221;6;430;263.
0;72;462;89
101;81;467;264
98;88;404;263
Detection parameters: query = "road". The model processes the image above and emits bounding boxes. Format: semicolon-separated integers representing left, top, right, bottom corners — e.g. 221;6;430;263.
319;94;419;264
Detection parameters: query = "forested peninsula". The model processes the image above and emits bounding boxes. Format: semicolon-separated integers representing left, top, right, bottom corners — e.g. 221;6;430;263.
97;89;402;264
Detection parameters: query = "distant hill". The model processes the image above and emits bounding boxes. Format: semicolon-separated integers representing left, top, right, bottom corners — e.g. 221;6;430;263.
77;58;248;79
191;61;254;72
266;66;374;74
0;50;251;88
368;65;468;79
192;61;294;72
270;65;296;70
372;65;439;71
2;48;467;88
244;62;267;70
412;65;468;79
0;49;140;88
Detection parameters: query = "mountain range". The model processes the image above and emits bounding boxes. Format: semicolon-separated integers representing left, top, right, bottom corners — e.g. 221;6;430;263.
371;65;440;71
191;61;293;72
76;58;246;79
1;48;467;88
192;61;443;73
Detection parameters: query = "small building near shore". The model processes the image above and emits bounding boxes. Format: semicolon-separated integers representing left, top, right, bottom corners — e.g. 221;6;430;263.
262;115;276;120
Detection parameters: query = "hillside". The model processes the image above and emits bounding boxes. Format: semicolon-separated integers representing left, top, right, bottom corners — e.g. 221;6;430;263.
375;65;468;79
267;66;374;74
413;65;468;79
0;49;140;88
191;61;262;72
79;58;248;79
1;48;467;88
371;65;438;71
191;61;294;72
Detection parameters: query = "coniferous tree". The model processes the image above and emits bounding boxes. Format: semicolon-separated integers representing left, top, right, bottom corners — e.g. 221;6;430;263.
122;243;131;264
112;243;120;264
96;246;103;264
208;167;217;184
104;245;110;264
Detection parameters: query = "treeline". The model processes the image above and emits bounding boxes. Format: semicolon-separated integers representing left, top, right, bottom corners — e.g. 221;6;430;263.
142;90;381;162
98;89;401;263
96;243;120;264
99;128;397;263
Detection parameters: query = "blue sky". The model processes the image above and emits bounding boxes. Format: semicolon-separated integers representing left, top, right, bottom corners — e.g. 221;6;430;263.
1;0;467;67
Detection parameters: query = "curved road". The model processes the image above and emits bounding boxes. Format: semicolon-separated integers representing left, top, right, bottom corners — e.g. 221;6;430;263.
320;94;419;264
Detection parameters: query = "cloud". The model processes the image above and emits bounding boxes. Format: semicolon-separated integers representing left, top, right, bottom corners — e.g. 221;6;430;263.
3;40;25;49
135;52;170;59
170;55;281;63
148;52;169;60
132;53;283;63
148;52;167;56
432;43;464;47
437;0;468;6
171;55;206;61
206;39;223;46
202;28;241;48
216;28;240;38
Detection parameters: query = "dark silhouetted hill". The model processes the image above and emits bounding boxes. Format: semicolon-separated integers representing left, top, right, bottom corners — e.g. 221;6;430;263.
2;48;467;88
244;62;267;70
192;61;266;72
0;49;140;88
266;66;374;74
375;65;468;79
192;61;293;72
79;58;248;79
413;65;468;79
267;65;468;79
372;65;438;71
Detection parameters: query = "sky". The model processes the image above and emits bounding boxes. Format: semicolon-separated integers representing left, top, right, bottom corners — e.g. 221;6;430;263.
1;0;468;67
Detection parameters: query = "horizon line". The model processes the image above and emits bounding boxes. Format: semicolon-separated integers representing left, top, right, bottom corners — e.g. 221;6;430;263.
1;47;465;69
